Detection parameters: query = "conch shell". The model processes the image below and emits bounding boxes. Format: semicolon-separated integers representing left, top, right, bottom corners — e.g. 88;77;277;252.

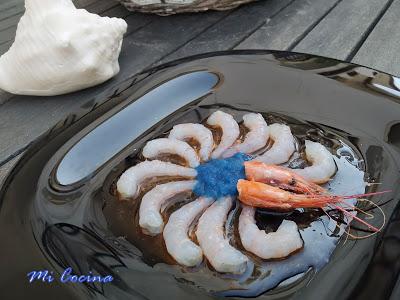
0;0;127;96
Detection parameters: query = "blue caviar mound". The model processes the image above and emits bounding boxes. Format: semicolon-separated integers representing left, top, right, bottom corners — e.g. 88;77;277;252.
194;152;252;199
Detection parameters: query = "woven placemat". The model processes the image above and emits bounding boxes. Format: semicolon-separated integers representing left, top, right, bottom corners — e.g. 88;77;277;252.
118;0;258;15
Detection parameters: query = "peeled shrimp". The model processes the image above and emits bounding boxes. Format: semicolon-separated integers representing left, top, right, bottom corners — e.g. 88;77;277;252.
244;161;326;194
239;205;303;259
169;123;214;161
255;123;295;164
196;196;248;274
139;180;196;235
207;111;240;159
293;140;336;184
117;160;197;199
142;138;200;168
222;113;269;158
163;197;214;267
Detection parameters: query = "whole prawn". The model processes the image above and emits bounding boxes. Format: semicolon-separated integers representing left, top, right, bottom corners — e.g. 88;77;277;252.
238;161;389;233
244;161;326;194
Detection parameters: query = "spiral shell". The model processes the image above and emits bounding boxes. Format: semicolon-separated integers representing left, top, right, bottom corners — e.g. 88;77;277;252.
0;0;127;96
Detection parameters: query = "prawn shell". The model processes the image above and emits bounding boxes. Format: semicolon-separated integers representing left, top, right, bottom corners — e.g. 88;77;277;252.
237;179;338;209
244;161;327;194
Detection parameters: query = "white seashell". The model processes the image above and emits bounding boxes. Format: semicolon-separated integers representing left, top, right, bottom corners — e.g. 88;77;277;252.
0;0;128;96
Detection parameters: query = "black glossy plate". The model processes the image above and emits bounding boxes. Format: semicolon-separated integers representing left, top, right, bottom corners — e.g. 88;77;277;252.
1;51;400;300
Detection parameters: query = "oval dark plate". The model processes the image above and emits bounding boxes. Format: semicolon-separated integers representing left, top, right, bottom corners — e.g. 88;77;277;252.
1;50;400;300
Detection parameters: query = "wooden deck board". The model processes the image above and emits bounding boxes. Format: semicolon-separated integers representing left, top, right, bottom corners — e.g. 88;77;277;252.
352;0;400;75
0;11;21;33
0;25;17;45
236;0;340;50
2;0;400;171
102;4;133;18
85;0;120;14
0;1;23;21
293;0;393;61
157;0;293;64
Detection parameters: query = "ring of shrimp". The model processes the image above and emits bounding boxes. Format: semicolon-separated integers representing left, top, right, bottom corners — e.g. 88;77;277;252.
115;110;378;274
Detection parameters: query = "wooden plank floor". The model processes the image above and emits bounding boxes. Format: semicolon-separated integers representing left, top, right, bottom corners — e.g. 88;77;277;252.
0;0;399;186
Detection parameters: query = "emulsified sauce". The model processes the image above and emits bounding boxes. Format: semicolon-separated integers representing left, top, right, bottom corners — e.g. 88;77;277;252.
103;107;367;297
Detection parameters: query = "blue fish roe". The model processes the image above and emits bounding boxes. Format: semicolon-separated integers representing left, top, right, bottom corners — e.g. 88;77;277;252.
194;153;252;198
